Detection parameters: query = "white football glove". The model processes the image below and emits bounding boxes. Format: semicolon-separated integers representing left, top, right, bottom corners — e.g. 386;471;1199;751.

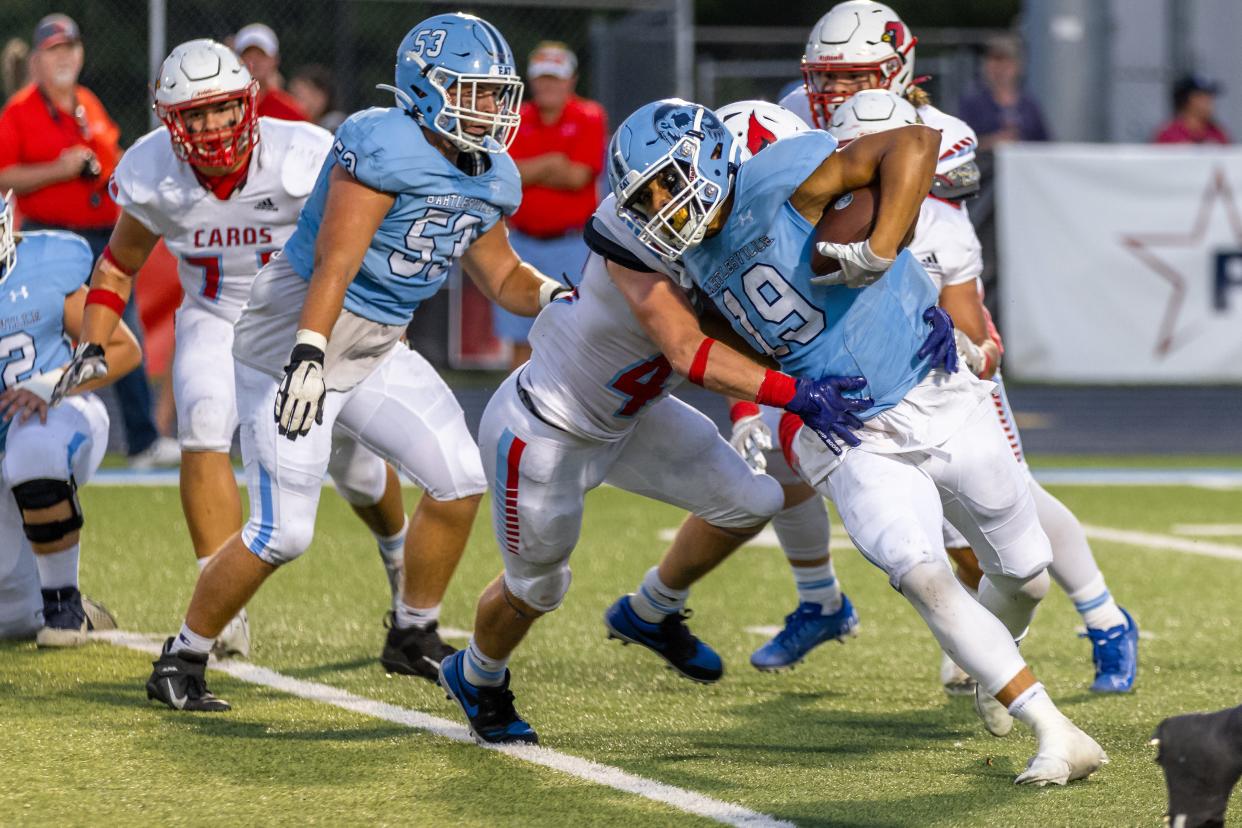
809;239;894;288
274;331;327;440
50;343;107;404
729;410;773;473
953;329;988;377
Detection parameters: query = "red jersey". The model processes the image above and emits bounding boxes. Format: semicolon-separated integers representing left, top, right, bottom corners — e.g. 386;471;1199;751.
508;96;606;237
0;83;121;229
257;88;307;122
1153;118;1230;145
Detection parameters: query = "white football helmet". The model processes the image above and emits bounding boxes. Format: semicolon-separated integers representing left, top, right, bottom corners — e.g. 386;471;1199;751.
0;190;15;285
154;39;259;168
826;89;920;145
801;1;917;128
714;100;809;161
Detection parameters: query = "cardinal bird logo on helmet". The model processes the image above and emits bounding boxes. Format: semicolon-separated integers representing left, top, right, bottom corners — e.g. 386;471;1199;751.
882;21;905;50
745;112;778;157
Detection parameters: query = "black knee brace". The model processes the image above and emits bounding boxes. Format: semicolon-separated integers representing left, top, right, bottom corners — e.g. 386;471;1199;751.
12;477;83;544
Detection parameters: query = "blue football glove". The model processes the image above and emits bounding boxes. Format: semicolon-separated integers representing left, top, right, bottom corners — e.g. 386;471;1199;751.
786;376;874;455
917;306;959;373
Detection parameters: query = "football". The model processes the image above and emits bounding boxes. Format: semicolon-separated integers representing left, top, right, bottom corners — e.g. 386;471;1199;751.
809;183;916;275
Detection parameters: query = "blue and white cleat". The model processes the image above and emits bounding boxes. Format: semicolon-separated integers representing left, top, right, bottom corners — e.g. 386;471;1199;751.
603;595;723;683
1083;607;1138;693
438;651;538;745
37;587;88;648
749;596;859;672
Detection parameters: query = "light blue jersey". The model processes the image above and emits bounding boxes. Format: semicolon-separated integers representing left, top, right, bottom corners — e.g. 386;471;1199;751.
681;131;939;418
282;107;522;326
0;231;93;450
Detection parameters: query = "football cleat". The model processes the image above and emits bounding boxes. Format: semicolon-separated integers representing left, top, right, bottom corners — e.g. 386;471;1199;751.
82;595;118;631
212;608;250;659
36;587;88;648
438;650;538;745
939;651;976;697
146;637;231;712
380;613;455;682
603;595;723;683
1015;718;1108;786
1083;607;1138;693
749;597;859;672
1152;704;1242;827
974;684;1014;737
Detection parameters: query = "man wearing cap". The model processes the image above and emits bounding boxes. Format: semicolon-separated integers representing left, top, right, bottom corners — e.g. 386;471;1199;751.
0;13;177;469
493;41;606;368
1154;75;1231;144
233;23;307;122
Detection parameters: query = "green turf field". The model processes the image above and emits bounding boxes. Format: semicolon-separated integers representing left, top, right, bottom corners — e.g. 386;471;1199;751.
3;473;1241;826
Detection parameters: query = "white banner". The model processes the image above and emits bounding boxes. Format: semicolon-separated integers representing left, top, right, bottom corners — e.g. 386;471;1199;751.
998;144;1242;382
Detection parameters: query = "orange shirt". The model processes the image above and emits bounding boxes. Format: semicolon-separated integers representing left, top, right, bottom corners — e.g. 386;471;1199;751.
0;83;121;229
508;96;606;238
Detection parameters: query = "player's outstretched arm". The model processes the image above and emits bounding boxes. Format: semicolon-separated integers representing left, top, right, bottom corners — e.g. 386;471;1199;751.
461;221;569;316
298;166;395;339
78;212;160;348
939;281;1000;378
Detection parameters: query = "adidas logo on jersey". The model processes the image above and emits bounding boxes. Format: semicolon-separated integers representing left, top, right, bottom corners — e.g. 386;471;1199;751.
920;251;941;272
254;198;278;212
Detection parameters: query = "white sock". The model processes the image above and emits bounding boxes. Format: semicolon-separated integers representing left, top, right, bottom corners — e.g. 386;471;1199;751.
374;516;408;568
395;601;440;630
1007;682;1066;736
774;497;842;612
170;622;215;656
463;638;507;687
1068;573;1127;631
196;555;212;571
34;546;79;591
629;566;688;623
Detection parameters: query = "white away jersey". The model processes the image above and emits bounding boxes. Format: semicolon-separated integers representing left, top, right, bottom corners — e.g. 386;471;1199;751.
109;117;333;322
908;197;983;292
523;251;685;443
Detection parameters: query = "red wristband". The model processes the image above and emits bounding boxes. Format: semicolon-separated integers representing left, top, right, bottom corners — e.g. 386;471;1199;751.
729;401;761;423
100;245;135;277
688;338;715;386
755;370;797;408
86;287;127;317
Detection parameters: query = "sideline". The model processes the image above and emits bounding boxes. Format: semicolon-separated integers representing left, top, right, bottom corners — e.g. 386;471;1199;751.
99;632;793;828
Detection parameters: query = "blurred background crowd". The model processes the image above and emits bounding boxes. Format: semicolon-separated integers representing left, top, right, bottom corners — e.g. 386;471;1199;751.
2;0;1239;460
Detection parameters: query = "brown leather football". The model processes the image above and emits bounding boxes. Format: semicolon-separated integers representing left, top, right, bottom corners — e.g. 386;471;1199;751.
809;183;917;275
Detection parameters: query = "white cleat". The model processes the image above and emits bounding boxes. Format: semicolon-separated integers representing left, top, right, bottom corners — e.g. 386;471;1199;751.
974;684;1014;737
940;651;976;697
212;608;251;659
1015;721;1108;786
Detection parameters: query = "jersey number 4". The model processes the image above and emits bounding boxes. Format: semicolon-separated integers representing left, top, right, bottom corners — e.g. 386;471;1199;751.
607;355;671;418
720;264;824;358
390;208;482;282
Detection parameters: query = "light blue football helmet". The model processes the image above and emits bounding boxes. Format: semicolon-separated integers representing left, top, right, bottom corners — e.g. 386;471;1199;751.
0;190;15;284
607;99;740;261
378;13;524;153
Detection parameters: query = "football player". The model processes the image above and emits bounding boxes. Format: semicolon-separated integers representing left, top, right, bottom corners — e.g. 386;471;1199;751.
0;190;141;645
129;14;569;712
55;40;410;659
605;98;1105;785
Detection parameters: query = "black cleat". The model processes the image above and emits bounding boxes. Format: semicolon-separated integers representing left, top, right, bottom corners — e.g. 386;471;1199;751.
146;637;231;712
37;587;88;648
1153;704;1242;828
380;613;456;682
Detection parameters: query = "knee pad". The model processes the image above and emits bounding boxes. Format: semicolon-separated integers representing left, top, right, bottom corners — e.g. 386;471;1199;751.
985;569;1051;605
706;472;784;530
11;478;83;544
243;508;315;566
503;564;572;614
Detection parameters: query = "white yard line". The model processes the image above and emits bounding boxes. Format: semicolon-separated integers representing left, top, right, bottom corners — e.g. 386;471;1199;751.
1081;525;1242;562
1170;523;1242;537
98;632;792;828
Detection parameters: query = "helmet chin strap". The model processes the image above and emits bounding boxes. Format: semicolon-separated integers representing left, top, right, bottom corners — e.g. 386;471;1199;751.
376;83;416;113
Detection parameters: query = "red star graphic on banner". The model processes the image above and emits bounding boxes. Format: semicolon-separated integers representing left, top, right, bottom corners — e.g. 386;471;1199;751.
1120;167;1242;357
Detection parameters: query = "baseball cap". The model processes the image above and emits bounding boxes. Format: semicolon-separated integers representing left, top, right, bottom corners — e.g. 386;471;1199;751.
528;42;576;80
1175;73;1221;97
33;13;80;51
234;23;279;57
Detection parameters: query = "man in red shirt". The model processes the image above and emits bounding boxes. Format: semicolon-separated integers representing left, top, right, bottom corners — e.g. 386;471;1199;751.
496;42;606;368
233;23;307;122
0;13;176;469
1154;75;1231;145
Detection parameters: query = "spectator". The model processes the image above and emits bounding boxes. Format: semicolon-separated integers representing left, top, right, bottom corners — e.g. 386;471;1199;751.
2;38;28;99
0;13;177;468
289;64;346;132
1154;75;1230;145
497;42;606;369
233;23;306;121
958;34;1050;150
